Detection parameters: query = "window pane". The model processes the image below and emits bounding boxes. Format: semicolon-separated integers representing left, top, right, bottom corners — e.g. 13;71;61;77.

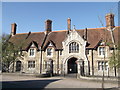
69;42;79;53
71;43;74;53
98;61;100;70
77;44;79;52
98;61;108;71
69;44;71;53
47;48;52;56
99;47;105;55
28;61;35;68
105;62;108;70
30;49;34;56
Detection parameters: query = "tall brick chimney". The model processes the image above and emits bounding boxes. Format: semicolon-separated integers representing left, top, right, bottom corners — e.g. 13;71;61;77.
105;13;115;30
11;23;17;36
45;19;52;34
67;18;71;30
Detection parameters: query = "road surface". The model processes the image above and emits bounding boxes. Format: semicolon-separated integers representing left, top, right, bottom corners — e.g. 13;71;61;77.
1;73;119;89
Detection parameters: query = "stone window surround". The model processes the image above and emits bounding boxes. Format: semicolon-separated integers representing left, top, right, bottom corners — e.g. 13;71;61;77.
69;42;79;53
46;48;53;57
98;46;107;57
98;61;108;71
29;48;35;57
28;61;35;68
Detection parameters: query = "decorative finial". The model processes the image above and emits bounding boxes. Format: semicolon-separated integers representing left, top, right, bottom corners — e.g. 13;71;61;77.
73;25;76;30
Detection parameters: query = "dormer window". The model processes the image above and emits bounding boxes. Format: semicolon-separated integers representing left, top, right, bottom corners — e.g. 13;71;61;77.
69;42;79;53
99;47;105;56
47;48;53;57
29;48;35;57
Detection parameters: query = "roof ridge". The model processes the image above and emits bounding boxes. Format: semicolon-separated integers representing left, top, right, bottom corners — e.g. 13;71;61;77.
86;27;106;30
87;26;120;30
73;27;106;31
52;30;67;32
16;33;28;35
16;32;44;35
16;26;119;35
31;32;44;34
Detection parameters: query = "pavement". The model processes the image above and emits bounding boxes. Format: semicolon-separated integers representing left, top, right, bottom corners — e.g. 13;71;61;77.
1;73;120;89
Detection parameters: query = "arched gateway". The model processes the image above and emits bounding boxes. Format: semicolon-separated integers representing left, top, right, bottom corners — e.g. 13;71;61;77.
67;57;77;74
63;56;85;76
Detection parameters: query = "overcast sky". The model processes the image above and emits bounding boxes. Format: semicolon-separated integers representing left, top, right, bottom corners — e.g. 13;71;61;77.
2;2;118;34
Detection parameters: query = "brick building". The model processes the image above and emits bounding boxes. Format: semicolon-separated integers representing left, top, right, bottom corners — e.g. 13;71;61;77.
9;13;119;77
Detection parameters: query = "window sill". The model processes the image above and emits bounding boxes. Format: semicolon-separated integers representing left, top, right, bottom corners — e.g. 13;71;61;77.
98;70;108;71
47;56;53;57
28;68;35;69
98;55;105;57
29;56;35;57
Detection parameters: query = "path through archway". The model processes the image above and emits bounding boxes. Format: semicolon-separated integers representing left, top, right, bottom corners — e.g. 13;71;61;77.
67;57;77;74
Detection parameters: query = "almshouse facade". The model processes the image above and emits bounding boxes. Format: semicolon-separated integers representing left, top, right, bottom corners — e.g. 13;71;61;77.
9;13;119;77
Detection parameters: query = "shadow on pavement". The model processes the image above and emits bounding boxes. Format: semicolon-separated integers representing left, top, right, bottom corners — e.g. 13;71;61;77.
1;79;61;89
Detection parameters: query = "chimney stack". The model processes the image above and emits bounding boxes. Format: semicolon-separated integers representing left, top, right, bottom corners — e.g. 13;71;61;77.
67;18;71;30
11;23;17;36
105;13;115;30
84;28;87;40
45;19;52;34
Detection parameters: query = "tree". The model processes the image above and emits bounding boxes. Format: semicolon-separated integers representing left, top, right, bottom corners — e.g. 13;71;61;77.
2;34;22;72
109;45;120;70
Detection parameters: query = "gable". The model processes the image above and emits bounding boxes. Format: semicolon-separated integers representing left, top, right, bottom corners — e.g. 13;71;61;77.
63;30;85;46
42;40;56;50
48;43;53;47
42;31;67;50
26;41;39;51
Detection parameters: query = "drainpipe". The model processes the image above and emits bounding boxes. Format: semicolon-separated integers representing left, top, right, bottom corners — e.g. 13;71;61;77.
40;50;42;74
91;49;94;76
40;32;48;74
57;50;59;75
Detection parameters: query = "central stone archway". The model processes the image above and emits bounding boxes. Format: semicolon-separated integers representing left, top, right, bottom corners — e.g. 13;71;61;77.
67;57;77;74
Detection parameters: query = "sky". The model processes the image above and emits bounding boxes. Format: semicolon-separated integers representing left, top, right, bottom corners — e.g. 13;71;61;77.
2;2;118;34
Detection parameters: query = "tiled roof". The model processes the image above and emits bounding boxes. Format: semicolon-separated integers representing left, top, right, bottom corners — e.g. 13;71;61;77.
77;27;119;48
42;30;67;49
9;26;120;50
9;32;45;50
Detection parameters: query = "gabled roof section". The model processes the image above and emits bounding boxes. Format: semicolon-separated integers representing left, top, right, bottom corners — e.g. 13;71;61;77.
25;41;39;51
9;32;45;50
42;30;67;50
42;40;57;50
77;26;119;48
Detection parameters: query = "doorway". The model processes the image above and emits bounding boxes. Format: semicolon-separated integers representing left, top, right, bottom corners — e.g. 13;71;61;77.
67;57;77;74
16;61;21;72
